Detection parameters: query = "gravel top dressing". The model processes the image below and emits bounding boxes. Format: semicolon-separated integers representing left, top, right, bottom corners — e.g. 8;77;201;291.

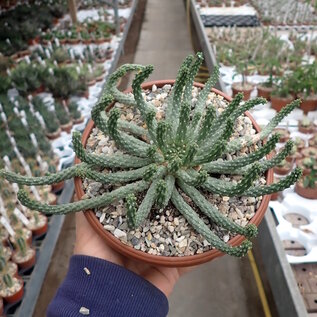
83;85;265;256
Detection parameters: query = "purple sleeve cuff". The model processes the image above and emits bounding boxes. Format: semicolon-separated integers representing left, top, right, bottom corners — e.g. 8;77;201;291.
47;255;169;317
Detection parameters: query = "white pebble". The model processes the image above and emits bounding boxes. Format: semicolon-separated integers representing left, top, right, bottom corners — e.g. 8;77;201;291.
179;239;188;248
99;213;106;223
114;228;127;239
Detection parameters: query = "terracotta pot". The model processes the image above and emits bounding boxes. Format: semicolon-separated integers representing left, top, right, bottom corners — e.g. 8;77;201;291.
295;181;317;199
301;147;317;159
12;248;36;270
2;277;24;303
18;50;30;57
271;191;279;200
286;151;302;163
298;93;317;113
88;79;96;86
296;158;312;176
273;164;293;175
271;95;293;112
29;216;48;236
73;117;85;125
52;180;65;193
67;38;80;45
59;39;67;45
31;85;45;96
74;80;274;267
309;134;317;147
274;128;290;143
61;121;73;134
298;123;315;134
231;82;253;101
95;75;104;82
46;129;61;140
93;38;106;44
82;39;92;45
257;85;273;100
96;57;107;63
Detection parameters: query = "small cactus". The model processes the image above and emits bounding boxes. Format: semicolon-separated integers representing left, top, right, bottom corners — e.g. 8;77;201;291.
0;53;302;258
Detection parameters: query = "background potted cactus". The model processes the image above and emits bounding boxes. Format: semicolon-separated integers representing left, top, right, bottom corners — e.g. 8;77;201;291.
0;53;302;267
295;164;317;199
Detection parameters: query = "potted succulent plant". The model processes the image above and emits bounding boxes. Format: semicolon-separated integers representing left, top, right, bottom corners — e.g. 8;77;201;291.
27;211;48;236
298;117;315;134
55;102;73;133
271;76;294;112
232;57;254;101
295;164;317;199
46;162;64;193
290;62;317;113
301;147;317;159
274;128;290;143
257;36;285;100
11;236;36;269
273;159;293;175
68;101;84;124
0;54;302;267
0;272;24;303
296;157;315;176
309;134;317;147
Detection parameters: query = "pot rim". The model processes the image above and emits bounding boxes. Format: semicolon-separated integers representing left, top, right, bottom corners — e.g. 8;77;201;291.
74;80;273;267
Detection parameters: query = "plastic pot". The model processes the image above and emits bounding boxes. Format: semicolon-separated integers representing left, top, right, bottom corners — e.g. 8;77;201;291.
74;80;273;267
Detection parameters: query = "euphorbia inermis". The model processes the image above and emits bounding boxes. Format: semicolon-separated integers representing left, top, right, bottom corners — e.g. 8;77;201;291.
0;53;302;257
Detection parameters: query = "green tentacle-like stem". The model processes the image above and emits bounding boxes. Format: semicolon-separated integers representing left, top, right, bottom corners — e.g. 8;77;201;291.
202;134;280;173
242;168;302;197
0;164;85;185
178;181;258;239
18;181;150;215
171;188;252;257
72;131;154;168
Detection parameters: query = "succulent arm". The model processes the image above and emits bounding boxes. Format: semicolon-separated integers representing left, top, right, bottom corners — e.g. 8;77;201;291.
166;56;192;133
223;99;300;154
107;108;152;158
0;163;86;185
72;131;154;168
179;164;260;196
131;65;158;118
183;52;204;103
17;180;150;215
132;166;167;227
190;65;219;136
92;94;149;139
202;134;280;173
241;168;302;197
104;64;145;105
171;188;252;257
178;180;258;239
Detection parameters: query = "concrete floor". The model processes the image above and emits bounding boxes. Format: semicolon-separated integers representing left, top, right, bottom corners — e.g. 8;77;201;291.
34;1;268;316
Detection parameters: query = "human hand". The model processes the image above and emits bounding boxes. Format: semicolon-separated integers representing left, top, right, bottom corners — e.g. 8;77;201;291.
74;212;192;297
